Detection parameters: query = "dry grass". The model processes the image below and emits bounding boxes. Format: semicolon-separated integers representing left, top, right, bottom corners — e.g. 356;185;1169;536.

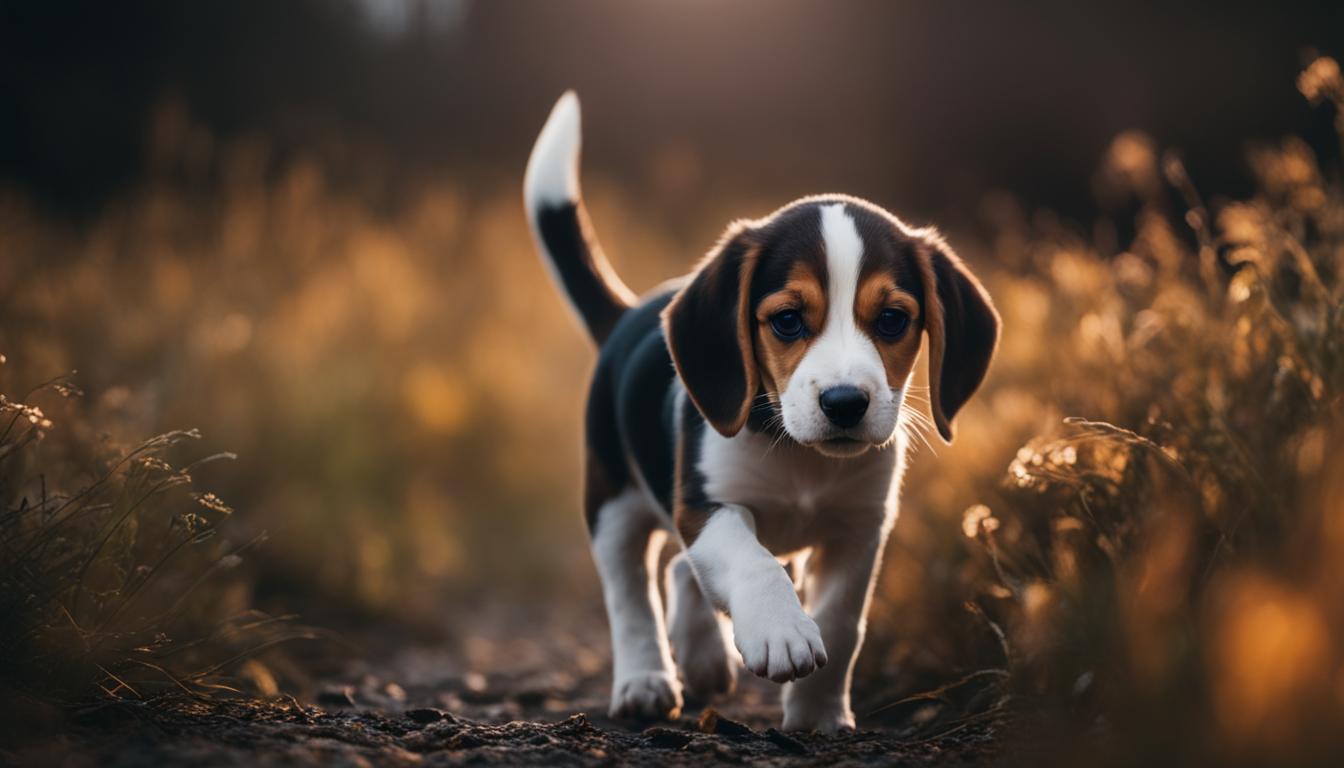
0;367;315;704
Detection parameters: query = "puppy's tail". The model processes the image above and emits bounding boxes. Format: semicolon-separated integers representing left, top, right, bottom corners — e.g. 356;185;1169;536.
524;91;636;345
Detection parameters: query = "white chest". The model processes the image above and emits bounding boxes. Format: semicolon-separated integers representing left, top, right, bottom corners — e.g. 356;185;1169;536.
696;427;906;555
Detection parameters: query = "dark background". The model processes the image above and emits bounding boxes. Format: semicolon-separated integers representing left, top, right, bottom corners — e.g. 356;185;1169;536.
4;0;1342;222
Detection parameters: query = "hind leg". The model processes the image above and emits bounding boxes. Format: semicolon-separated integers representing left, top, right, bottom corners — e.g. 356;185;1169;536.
665;551;736;702
590;487;682;720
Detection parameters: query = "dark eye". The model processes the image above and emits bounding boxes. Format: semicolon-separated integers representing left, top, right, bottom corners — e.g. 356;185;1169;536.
875;308;910;340
769;310;806;341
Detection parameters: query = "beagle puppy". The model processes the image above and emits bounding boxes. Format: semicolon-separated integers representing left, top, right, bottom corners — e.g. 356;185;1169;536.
523;92;999;733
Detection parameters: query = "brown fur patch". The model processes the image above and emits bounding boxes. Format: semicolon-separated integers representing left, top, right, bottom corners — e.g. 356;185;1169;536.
855;272;924;387
914;242;950;437
752;262;827;396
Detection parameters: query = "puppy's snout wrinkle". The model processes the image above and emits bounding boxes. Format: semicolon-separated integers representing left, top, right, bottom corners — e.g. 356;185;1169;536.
818;386;869;429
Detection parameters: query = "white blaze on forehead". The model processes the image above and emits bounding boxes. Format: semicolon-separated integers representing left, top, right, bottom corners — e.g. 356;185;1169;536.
820;203;864;292
819;203;864;343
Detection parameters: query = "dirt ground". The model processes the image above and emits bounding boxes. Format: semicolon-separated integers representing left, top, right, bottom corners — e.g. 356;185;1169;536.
5;605;1008;766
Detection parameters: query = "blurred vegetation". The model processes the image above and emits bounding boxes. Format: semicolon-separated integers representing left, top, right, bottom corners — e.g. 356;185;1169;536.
0;369;311;704
1;101;608;624
2;31;1343;763
861;56;1344;766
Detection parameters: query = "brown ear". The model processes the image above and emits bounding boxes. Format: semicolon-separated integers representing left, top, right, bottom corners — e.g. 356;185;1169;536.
919;237;1000;443
662;225;760;437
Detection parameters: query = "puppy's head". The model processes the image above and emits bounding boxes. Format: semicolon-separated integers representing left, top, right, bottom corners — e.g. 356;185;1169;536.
663;196;999;457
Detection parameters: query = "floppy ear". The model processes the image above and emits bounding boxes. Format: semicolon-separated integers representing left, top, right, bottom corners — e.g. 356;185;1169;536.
919;236;1001;443
662;224;760;437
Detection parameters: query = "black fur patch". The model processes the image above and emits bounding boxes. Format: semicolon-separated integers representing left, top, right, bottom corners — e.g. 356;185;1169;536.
928;245;1000;435
535;203;629;343
584;289;677;532
663;234;758;435
676;394;711;512
617;329;678;512
849;205;928;308
747;203;829;310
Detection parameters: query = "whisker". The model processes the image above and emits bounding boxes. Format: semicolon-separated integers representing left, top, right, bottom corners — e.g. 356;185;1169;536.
905;421;936;455
895;397;935;425
765;420;792;455
905;414;936;444
904;413;937;436
901;402;935;424
900;402;938;455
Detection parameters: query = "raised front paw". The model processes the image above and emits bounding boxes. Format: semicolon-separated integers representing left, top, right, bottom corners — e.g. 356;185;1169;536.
732;609;828;683
609;670;683;721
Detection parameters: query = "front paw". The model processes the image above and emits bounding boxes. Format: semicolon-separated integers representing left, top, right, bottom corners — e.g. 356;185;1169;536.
609;671;683;721
732;609;827;683
782;703;855;734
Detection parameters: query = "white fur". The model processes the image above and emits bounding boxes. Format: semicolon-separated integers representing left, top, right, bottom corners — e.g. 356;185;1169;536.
780;204;903;455
681;418;907;730
589;487;682;719
697;425;902;554
686;504;828;683
523;91;581;210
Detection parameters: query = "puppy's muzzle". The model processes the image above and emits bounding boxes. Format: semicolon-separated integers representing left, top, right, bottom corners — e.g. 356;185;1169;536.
818;386;869;429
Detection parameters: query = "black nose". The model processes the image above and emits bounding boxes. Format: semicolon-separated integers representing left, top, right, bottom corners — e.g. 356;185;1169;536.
818;386;869;429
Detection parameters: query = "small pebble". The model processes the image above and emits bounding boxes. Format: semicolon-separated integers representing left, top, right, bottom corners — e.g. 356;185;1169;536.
697;708;753;737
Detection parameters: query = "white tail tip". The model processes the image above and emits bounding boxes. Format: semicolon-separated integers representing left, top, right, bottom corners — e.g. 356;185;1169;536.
524;91;582;210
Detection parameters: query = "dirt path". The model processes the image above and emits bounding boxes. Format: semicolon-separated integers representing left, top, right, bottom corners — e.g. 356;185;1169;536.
11;606;1006;766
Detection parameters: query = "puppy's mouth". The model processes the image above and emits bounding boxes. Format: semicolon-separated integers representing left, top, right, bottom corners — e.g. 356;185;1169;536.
807;435;875;458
